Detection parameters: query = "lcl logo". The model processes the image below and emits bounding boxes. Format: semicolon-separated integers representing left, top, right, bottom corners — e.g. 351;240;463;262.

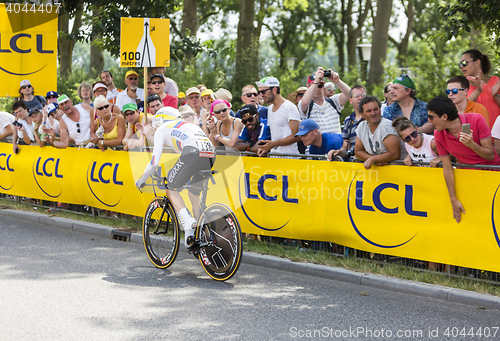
0;153;14;172
86;161;124;207
0;153;15;190
32;157;63;198
238;170;296;232
0;34;53;54
347;174;426;249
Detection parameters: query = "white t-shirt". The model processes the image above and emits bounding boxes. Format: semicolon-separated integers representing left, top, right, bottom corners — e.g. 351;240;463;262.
116;87;145;111
17;118;36;142
298;94;344;134
61;105;91;145
0;111;15;138
267;99;301;154
492;116;500;139
405;133;438;162
106;88;121;101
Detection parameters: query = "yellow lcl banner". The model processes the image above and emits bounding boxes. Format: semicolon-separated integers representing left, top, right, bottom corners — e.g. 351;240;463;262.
1;142;500;273
120;17;170;67
0;4;58;97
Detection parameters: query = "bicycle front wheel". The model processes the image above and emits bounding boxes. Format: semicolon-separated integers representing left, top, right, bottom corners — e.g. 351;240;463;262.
196;203;243;281
143;197;180;269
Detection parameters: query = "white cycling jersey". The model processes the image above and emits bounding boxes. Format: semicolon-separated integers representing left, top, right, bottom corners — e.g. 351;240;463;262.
153;119;214;156
137;119;215;185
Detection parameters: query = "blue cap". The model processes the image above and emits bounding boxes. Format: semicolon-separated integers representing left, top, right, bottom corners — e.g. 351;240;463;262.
46;91;59;98
47;103;58;114
296;119;320;136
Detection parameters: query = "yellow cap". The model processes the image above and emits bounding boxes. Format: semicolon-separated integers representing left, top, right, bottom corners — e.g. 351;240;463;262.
177;92;186;99
201;89;213;97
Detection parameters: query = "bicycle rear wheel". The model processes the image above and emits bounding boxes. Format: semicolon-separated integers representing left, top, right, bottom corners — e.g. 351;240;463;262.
143;197;180;269
196;203;243;281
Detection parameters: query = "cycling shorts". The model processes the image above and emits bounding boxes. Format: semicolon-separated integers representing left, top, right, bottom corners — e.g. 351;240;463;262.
166;146;215;195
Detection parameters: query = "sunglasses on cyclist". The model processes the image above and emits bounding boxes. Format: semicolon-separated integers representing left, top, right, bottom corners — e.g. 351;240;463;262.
445;88;466;95
241;114;256;124
244;93;258;98
97;104;110;111
401;130;418;143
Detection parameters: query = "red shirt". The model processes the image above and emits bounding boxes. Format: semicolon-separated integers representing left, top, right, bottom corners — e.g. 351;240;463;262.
468;75;500;128
435;113;500;165
162;94;178;109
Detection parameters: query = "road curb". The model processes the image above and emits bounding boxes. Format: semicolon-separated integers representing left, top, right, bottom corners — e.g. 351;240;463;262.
2;208;500;311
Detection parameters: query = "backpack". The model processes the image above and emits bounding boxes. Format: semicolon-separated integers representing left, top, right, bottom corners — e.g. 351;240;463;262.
306;97;340;118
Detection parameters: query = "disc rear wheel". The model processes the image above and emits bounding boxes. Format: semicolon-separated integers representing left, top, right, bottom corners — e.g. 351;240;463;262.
196;203;243;281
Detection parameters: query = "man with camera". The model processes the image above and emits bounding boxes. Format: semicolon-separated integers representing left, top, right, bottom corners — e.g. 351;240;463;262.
328;85;366;160
298;67;350;134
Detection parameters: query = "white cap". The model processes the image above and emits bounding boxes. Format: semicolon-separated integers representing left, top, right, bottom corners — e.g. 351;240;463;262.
255;76;280;88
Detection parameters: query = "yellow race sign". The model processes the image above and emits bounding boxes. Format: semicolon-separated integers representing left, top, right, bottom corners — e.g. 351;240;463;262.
0;3;58;97
1;142;500;273
120;17;170;68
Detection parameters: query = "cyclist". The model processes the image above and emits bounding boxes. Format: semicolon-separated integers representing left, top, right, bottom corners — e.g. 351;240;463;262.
135;106;216;247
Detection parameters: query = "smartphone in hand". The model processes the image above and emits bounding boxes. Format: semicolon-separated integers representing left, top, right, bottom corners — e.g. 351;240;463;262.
462;123;471;135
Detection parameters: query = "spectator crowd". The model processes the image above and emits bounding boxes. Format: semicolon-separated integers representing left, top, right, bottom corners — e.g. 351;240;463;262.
2;49;500;224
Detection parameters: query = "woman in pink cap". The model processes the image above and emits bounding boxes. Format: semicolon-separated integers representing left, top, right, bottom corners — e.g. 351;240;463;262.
204;99;243;151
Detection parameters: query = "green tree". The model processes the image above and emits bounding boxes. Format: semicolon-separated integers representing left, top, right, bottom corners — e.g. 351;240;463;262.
435;0;500;47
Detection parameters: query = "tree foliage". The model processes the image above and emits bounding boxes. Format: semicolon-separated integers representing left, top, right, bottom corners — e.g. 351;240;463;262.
435;0;500;47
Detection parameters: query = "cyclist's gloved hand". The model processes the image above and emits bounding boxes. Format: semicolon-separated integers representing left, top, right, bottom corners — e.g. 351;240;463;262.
135;180;146;190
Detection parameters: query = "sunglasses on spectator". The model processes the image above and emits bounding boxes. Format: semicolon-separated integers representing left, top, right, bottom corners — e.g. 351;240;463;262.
151;80;164;85
21;85;32;89
297;93;305;98
127;77;138;81
181;114;193;119
123;111;135;117
97;104;110;111
76;122;81;134
445;88;466;95
47;96;57;100
458;60;475;68
401;130;418;143
258;87;273;95
188;95;200;100
352;94;366;99
213;107;229;115
244;93;258;98
147;94;161;103
241;114;256;124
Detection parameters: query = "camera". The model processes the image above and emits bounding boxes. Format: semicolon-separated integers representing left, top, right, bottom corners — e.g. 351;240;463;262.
346;147;355;158
324;70;332;78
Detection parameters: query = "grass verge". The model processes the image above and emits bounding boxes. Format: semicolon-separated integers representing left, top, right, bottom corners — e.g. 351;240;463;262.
1;197;499;297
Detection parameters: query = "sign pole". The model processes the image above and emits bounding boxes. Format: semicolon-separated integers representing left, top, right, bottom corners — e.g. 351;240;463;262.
143;67;148;146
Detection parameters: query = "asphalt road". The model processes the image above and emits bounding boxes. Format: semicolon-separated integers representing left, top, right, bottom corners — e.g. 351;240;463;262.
1;215;499;341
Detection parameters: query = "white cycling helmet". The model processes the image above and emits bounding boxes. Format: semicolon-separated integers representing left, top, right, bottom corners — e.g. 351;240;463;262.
153;107;181;128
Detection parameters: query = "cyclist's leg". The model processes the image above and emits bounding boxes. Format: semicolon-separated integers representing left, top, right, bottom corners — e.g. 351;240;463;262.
186;155;215;220
166;146;202;247
188;192;201;220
